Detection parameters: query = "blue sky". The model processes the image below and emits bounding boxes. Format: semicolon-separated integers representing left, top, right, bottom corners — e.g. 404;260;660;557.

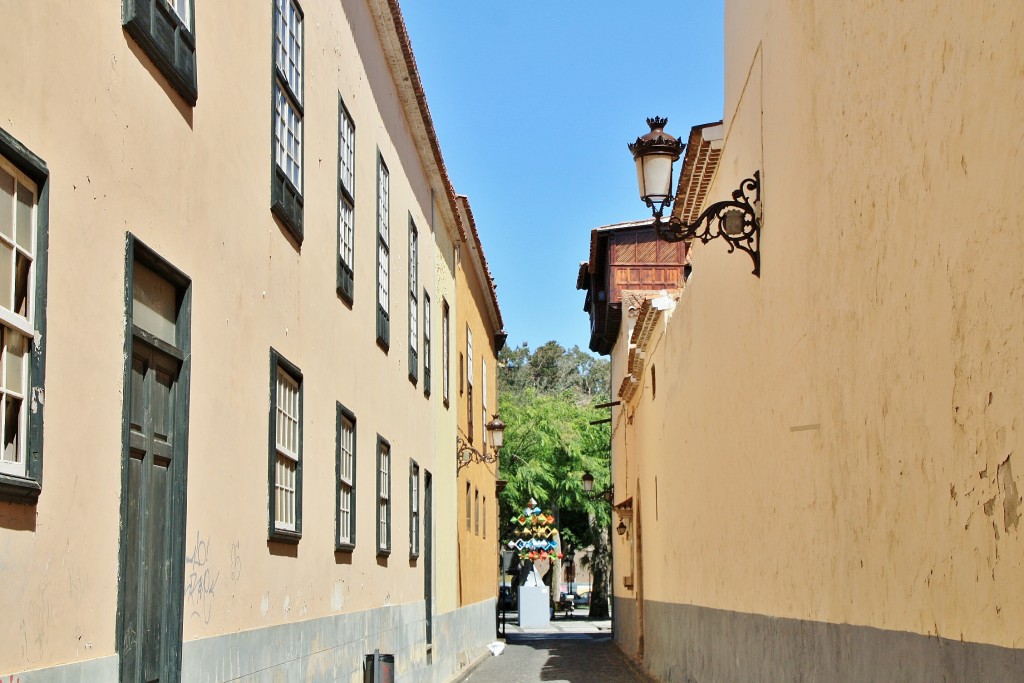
402;2;725;354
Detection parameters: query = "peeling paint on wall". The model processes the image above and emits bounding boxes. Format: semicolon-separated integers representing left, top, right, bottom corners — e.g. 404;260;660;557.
998;454;1020;532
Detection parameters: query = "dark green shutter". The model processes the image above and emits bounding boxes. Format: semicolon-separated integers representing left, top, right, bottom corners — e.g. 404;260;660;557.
122;0;198;105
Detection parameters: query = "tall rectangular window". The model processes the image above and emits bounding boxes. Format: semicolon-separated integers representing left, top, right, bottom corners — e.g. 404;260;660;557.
474;488;479;535
442;300;450;407
482;358;488;451
467;327;474;442
337;98;355;302
270;0;304;241
423;292;431;397
336;404;356;549
0;127;49;504
376;156;390;348
409;460;420;558
465;482;471;531
408;219;418;383
0;161;36;481
269;350;302;541
377;435;391;554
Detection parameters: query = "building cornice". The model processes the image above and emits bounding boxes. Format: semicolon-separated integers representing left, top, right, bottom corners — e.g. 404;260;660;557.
368;0;467;246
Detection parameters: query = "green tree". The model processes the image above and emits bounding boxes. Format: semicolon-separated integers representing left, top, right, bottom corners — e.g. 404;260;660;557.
497;341;613;618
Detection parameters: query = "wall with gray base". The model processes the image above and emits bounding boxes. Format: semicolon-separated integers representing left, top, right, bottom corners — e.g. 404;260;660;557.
9;654;119;683
430;598;497;681
640;600;1024;683
9;599;497;683
612;595;640;659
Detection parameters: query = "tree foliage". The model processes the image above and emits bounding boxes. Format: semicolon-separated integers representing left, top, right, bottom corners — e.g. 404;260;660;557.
497;341;613;616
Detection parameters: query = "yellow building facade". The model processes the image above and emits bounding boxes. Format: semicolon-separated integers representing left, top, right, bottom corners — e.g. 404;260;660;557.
588;0;1024;680
0;1;500;681
454;197;504;609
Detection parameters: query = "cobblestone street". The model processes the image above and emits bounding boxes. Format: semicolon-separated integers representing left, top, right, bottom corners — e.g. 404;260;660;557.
452;615;654;683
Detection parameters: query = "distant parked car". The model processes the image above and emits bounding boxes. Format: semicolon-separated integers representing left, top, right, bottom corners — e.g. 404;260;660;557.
573;590;590;608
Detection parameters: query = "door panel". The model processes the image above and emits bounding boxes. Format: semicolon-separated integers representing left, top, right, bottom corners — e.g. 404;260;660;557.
121;341;182;683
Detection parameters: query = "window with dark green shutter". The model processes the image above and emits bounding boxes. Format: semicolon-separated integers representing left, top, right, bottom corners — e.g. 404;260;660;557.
409;460;420;558
269;349;302;543
0;126;49;505
376;435;391;555
270;0;304;242
423;291;431;397
336;403;356;550
122;0;198;105
375;155;390;349
337;96;355;303
408;217;418;384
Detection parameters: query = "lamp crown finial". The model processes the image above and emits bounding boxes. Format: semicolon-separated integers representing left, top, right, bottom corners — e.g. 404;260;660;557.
646;116;668;131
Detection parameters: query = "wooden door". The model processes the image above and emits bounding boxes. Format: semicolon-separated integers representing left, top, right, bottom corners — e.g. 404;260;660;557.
119;340;184;682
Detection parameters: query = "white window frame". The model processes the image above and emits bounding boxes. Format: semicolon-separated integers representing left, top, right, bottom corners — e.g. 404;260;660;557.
423;292;431;393
274;367;300;531
377;159;390;316
338;101;355;282
409;461;420;557
273;0;303;193
409;223;418;354
442;300;450;405
378;438;391;553
166;0;192;30
482;358;488;451
338;410;355;547
0;159;35;478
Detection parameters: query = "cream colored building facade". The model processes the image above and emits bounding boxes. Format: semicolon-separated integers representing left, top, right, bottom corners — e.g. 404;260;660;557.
0;1;500;681
588;0;1024;680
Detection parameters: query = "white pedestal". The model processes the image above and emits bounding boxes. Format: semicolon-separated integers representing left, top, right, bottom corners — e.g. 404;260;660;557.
517;585;550;628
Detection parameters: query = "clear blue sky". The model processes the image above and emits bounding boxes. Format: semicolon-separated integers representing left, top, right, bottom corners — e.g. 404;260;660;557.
402;2;725;354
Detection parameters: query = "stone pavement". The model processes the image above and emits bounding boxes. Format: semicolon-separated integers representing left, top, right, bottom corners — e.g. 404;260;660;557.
450;613;655;683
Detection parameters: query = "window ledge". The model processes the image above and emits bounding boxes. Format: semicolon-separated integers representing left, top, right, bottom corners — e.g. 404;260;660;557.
0;473;42;505
377;548;391;558
269;528;302;545
335;543;355;553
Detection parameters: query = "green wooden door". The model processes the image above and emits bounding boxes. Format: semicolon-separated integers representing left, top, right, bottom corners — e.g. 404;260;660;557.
120;340;184;682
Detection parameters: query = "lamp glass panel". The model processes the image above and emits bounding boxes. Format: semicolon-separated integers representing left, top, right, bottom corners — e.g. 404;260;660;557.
490;427;503;450
641;154;674;201
634;158;647;200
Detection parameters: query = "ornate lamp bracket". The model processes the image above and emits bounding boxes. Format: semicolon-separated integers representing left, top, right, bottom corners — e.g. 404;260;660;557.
652;171;762;277
456;435;497;471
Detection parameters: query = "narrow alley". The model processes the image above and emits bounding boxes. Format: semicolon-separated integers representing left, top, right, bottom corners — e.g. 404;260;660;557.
454;617;654;683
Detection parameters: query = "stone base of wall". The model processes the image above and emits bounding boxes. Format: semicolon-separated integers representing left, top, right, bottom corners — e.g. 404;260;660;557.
612;595;640;659
632;600;1024;683
431;598;497;681
11;599;497;683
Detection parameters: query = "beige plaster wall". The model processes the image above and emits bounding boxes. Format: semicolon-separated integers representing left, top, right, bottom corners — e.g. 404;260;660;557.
615;0;1024;651
0;0;465;672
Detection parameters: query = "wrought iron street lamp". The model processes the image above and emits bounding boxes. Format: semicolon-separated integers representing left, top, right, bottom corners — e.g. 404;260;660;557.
581;471;614;503
628;116;762;276
457;415;506;471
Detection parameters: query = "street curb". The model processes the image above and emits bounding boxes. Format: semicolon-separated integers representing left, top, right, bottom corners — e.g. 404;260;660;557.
444;644;498;683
